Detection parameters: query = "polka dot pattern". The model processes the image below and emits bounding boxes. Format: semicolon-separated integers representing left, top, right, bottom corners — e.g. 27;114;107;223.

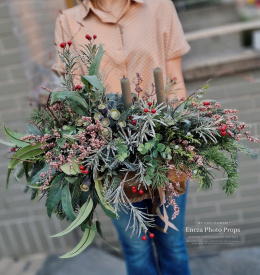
51;0;190;99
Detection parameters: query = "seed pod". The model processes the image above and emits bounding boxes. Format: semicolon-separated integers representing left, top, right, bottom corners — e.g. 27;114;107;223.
80;184;89;192
101;118;110;127
118;120;126;128
98;104;108;116
80;176;92;192
110;109;120;121
76;118;83;126
102;127;112;139
94;112;103;121
116;120;126;130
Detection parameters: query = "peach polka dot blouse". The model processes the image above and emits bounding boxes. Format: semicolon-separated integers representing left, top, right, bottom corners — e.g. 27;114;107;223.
51;0;191;97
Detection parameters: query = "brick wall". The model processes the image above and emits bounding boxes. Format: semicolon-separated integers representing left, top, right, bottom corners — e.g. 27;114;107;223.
184;71;260;255
0;0;79;258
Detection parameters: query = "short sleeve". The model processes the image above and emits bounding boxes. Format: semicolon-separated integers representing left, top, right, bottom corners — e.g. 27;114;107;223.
163;1;191;61
51;14;68;75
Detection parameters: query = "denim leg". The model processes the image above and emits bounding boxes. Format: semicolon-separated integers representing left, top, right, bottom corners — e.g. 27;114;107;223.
112;200;159;275
152;180;191;275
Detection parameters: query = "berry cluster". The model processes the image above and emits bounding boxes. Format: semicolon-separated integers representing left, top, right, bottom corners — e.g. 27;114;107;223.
74;85;82;91
59;33;97;49
142;232;155;241
129;101;157;125
60;41;72;49
85;34;97;41
79;165;89;174
220;124;227;136
131;186;144;195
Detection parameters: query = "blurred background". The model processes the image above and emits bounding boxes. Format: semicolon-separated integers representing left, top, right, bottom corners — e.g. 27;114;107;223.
0;0;259;274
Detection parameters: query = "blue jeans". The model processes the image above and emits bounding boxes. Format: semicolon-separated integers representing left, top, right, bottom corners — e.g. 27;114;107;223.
111;180;191;275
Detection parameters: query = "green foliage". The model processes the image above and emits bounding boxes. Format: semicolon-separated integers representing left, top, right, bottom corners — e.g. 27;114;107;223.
50;91;88;116
202;146;239;195
27;124;42;136
60;159;80;175
59;221;96;258
51;197;94;238
81;75;104;92
61;183;77;221
152;165;170;188
94;179;118;219
115;138;129;162
7;143;45;188
46;174;65;217
3;124;29;147
88;44;104;76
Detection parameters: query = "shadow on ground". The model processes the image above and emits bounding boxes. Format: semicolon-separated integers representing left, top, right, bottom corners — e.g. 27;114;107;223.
35;246;260;275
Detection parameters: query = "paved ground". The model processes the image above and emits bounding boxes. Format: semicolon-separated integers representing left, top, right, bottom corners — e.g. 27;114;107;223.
0;246;260;275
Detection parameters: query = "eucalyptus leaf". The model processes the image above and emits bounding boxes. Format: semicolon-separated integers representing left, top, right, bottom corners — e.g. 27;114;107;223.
3;124;30;148
61;183;76;221
65;177;81;184
59;222;96;258
95;179;118;219
6;143;45;188
27;124;42;136
89;44;103;76
61;159;80;175
51;197;93;237
0;138;14;147
50;91;88;115
81;75;104;92
46;174;65;217
30;163;50;184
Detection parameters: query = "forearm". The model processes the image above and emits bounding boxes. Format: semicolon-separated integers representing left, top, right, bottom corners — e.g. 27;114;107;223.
165;56;188;102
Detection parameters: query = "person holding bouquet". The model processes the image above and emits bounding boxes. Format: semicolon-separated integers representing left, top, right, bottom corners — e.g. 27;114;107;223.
52;0;191;274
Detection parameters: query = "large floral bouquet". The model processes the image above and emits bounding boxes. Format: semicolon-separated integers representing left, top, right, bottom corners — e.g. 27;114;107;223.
1;36;259;258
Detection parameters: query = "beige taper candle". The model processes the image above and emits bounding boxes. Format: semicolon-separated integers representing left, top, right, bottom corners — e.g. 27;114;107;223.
120;76;132;108
153;67;166;109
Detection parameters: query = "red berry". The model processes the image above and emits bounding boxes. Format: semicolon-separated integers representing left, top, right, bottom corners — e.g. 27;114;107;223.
85;34;92;40
132;186;137;193
93;35;97;39
144;108;148;113
129;115;133;120
151;109;156;114
67;41;72;46
131;120;137;125
74;85;82;91
84;169;89;174
221;131;227;136
203;101;210;106
11;147;15;152
149;233;155;238
60;42;66;48
79;166;85;170
141;235;147;241
221;125;227;131
148;102;152;106
139;189;144;195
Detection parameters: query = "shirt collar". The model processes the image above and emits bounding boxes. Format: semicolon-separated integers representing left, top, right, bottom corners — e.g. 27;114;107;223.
80;0;144;21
